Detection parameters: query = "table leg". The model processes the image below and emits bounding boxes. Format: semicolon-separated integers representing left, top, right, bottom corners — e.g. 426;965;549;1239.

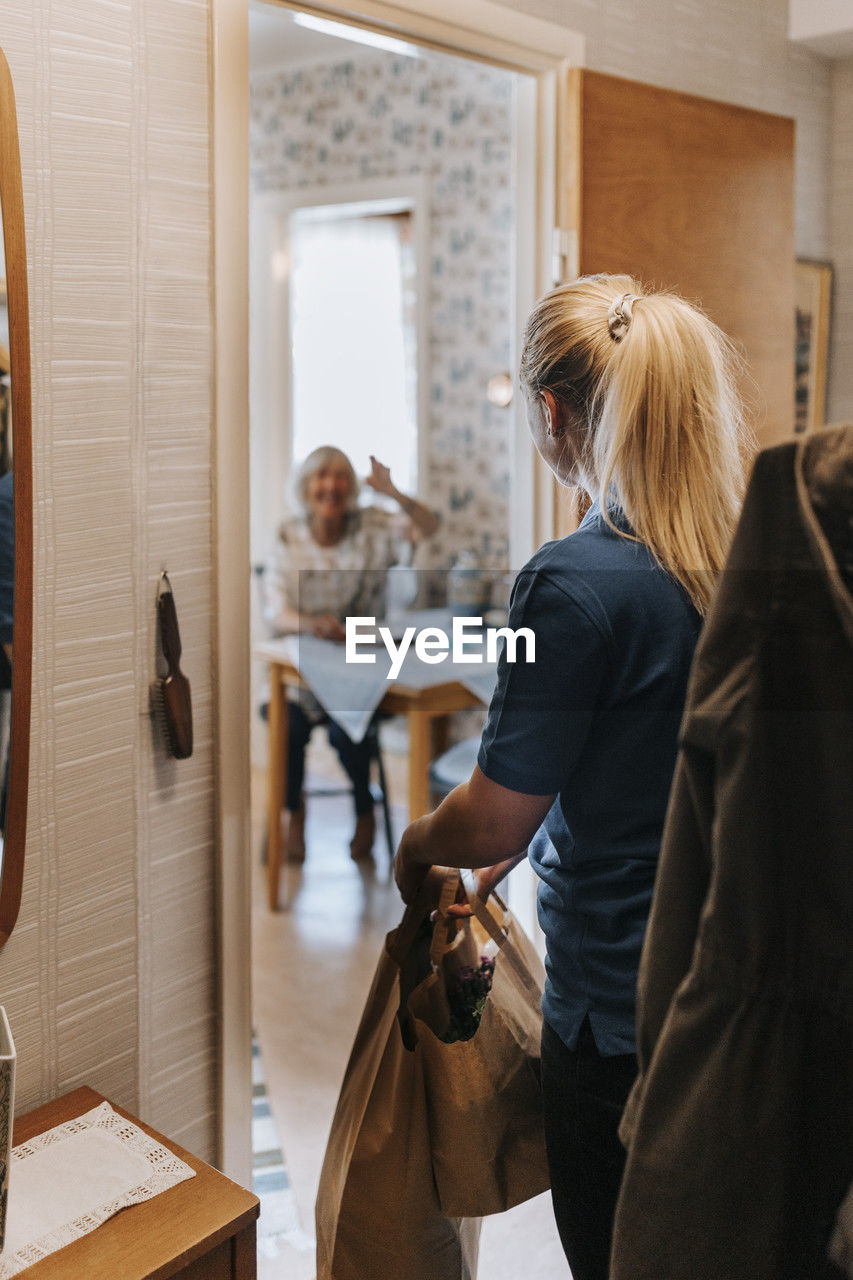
266;667;287;911
232;1221;258;1279
407;709;433;820
432;713;451;759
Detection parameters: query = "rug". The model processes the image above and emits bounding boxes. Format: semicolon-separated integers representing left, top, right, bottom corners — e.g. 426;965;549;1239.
252;1034;314;1256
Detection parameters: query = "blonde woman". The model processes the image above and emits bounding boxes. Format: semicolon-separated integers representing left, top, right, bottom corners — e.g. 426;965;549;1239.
394;275;749;1279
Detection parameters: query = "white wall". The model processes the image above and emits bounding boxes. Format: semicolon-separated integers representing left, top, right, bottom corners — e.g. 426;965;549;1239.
828;58;853;422
0;1;218;1160
790;0;853;58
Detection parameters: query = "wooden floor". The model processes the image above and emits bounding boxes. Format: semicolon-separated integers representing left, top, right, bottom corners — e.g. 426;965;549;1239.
250;735;568;1278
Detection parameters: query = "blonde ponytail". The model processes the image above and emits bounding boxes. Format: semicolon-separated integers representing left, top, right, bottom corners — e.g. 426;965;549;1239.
520;274;752;614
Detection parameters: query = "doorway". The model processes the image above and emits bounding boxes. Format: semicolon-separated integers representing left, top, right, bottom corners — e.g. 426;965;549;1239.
211;0;582;1213
245;4;567;1274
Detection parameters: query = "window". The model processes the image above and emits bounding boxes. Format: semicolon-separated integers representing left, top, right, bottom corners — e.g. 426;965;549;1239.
289;207;418;494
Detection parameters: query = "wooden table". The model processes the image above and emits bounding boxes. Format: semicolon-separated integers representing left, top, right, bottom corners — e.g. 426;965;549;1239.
260;650;482;910
12;1087;259;1279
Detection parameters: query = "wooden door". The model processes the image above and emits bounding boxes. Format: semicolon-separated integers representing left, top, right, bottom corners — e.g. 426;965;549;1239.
552;70;795;538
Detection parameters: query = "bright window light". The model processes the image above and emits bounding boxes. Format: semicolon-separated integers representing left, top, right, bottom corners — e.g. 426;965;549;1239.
292;13;421;59
290;211;418;496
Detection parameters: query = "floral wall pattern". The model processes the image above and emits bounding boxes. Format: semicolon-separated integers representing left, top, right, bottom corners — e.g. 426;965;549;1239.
250;49;516;573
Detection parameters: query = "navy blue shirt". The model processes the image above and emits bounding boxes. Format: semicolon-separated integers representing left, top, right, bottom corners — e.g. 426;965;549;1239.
478;504;701;1055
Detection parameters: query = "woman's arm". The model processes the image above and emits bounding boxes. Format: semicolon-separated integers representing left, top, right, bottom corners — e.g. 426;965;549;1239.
272;606;345;641
365;456;440;538
265;539;346;639
394;765;555;902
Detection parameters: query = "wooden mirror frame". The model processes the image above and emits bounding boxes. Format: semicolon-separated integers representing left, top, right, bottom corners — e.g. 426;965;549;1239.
0;46;32;946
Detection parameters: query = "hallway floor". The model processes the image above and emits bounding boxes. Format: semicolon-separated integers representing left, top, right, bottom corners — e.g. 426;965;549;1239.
251;743;568;1279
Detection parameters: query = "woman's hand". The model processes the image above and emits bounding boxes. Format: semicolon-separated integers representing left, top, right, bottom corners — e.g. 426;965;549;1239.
306;613;346;641
365;455;441;538
364;455;396;499
444;856;526;917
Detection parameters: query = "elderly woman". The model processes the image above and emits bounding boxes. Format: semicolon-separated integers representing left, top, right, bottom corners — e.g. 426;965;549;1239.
266;446;439;863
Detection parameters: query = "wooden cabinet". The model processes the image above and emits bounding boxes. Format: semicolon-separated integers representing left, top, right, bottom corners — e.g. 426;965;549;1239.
12;1087;259;1279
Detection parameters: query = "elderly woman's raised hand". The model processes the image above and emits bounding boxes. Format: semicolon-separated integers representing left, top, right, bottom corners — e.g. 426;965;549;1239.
364;455;441;538
364;456;396;499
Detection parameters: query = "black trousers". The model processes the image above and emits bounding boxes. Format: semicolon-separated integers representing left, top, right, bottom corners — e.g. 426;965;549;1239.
285;701;374;816
541;1017;637;1280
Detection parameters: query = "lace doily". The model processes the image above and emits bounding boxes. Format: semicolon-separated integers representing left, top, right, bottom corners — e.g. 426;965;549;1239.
0;1101;196;1277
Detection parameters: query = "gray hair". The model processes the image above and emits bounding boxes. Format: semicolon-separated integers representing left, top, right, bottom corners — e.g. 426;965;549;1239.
288;445;360;515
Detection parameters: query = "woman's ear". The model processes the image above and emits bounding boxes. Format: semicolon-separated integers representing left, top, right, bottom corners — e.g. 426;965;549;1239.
541;389;563;438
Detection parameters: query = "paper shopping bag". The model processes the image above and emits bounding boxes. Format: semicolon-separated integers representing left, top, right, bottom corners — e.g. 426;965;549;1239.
404;874;550;1219
315;870;481;1280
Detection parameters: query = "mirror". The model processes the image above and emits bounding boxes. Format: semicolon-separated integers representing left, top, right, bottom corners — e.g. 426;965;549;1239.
0;45;32;946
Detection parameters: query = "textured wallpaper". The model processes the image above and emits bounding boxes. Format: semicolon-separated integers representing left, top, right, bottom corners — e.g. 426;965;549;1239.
251;50;516;572
0;1;217;1161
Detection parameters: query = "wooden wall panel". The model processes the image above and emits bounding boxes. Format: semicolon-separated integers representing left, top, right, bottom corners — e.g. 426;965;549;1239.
578;69;795;450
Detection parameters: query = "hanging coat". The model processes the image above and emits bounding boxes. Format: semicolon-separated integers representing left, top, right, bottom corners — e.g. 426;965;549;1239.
611;425;853;1280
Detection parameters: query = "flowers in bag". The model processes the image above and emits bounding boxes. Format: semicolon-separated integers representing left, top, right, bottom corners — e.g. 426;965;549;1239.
440;955;496;1044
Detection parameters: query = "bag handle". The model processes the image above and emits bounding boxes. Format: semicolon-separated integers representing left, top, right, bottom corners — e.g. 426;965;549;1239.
428;870;464;968
390;868;542;1003
428;872;541;1002
386;866;452;964
468;890;542;1002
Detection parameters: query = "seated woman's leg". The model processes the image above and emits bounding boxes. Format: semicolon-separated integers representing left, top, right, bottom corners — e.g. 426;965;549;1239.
286;701;313;808
285;701;313;862
326;719;375;860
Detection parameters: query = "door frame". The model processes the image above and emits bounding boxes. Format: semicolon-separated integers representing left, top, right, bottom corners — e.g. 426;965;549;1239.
211;0;583;1183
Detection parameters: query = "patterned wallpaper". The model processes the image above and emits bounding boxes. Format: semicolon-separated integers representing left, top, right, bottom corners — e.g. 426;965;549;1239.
0;1;217;1161
251;51;516;572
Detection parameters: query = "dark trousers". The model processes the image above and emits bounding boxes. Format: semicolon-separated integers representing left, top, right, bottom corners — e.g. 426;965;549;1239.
285;701;374;816
541;1017;637;1280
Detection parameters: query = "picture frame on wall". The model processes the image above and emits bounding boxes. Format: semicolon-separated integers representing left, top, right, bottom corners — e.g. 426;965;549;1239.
795;259;832;434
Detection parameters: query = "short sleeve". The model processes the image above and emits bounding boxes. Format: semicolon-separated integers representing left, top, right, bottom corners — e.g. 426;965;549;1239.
263;534;299;630
477;569;612;796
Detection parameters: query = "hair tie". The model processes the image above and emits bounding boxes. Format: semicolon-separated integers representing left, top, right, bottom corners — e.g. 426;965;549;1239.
607;293;638;343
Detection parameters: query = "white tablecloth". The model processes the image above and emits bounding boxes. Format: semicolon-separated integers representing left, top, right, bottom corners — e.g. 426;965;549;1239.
256;610;501;742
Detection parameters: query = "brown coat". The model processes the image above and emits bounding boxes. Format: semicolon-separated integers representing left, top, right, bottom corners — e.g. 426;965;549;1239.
611;427;853;1280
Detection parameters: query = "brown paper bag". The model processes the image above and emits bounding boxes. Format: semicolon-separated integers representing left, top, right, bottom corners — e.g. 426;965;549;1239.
315;871;482;1280
407;874;550;1219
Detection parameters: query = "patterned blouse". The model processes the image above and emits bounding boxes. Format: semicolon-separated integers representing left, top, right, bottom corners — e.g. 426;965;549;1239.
265;506;411;629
